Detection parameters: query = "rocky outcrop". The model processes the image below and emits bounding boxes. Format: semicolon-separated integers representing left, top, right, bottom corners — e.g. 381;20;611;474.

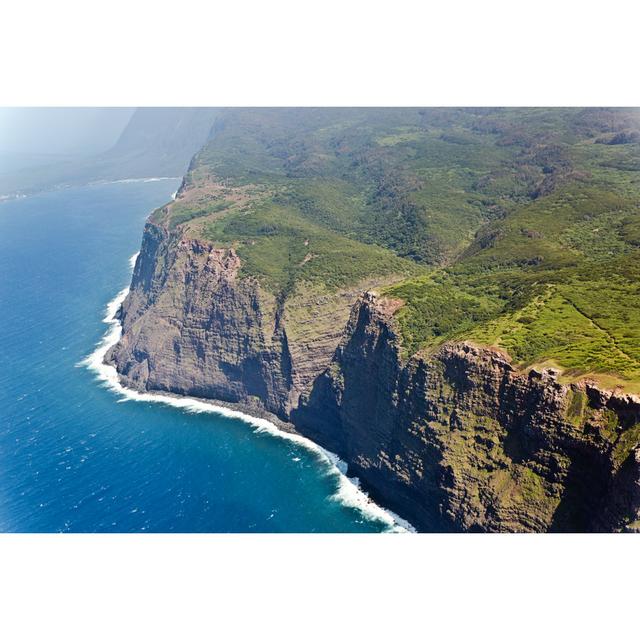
107;222;364;420
295;294;640;531
108;224;640;532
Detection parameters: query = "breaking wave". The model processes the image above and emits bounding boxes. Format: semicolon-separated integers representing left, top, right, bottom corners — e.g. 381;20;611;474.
81;254;416;533
98;177;181;185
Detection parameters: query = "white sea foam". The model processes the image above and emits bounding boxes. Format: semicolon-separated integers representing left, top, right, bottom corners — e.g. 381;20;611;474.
102;177;181;185
0;193;27;203
81;254;416;533
128;252;140;271
3;177;180;205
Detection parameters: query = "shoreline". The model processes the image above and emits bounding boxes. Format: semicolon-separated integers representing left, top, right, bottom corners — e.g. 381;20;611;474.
0;176;181;205
82;252;416;534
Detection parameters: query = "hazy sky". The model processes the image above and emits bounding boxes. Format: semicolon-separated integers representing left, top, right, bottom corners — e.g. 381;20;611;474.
0;108;135;157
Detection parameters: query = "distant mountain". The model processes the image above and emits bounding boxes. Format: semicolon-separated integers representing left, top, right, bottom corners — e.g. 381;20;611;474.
0;107;134;157
0;107;218;198
98;107;219;178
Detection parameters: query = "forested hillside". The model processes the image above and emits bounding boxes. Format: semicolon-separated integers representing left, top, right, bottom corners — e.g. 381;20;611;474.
155;107;640;391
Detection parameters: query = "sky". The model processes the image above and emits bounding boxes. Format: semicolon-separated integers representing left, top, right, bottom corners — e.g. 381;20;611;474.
0;107;135;157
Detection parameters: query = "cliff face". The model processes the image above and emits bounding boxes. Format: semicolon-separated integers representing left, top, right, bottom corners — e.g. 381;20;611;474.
108;225;640;532
107;222;366;420
294;294;640;532
109;222;289;418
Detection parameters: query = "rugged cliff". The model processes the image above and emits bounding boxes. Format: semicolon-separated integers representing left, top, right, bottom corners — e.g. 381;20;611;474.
107;108;640;531
107;220;387;420
107;222;640;532
295;293;640;532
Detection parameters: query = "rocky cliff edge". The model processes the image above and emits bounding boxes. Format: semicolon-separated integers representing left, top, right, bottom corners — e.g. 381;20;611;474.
107;223;640;532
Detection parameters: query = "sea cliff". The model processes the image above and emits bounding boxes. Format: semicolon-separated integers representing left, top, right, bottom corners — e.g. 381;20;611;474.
107;222;640;532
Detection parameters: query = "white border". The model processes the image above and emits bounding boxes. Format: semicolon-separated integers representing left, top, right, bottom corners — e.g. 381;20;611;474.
1;534;639;639
1;0;638;106
1;0;639;636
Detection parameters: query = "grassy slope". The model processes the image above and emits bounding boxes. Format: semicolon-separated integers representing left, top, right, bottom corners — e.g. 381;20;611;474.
159;107;640;390
385;142;640;391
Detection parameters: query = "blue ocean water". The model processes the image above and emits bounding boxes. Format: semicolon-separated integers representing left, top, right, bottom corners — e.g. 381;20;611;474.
0;181;396;533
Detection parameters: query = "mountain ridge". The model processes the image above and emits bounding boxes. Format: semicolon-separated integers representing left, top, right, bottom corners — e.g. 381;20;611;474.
0;107;218;197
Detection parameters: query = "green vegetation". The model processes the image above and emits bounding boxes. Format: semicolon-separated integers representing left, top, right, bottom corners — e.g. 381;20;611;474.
566;389;587;426
164;107;640;389
168;199;231;229
385;182;640;387
614;422;640;466
204;200;422;296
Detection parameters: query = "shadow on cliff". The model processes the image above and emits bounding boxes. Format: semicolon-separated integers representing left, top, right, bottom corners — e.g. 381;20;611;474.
549;449;611;532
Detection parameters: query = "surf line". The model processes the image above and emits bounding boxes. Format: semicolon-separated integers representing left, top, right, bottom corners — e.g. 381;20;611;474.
82;252;416;533
95;177;181;185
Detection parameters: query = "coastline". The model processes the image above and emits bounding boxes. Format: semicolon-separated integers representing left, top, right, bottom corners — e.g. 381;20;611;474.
82;252;416;534
0;176;180;205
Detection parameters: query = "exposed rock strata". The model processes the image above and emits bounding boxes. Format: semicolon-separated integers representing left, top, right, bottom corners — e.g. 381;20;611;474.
294;294;640;531
108;222;366;420
107;224;640;532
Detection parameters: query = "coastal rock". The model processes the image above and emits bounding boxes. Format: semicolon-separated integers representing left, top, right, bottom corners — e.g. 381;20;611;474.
296;294;640;531
107;222;363;420
108;224;640;532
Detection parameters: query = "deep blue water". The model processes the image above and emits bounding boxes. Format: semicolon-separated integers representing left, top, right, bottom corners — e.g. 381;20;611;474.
0;181;392;532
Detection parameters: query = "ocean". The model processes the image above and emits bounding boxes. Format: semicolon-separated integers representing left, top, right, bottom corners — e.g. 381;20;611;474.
0;180;406;532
